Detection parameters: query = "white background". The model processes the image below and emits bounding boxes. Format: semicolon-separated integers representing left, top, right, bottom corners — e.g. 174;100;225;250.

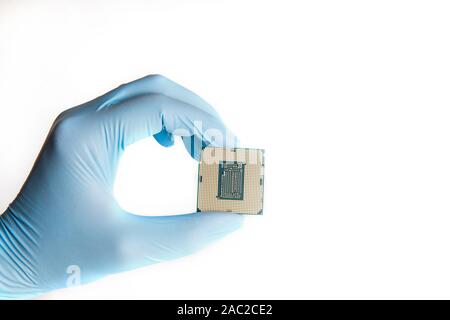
1;0;450;299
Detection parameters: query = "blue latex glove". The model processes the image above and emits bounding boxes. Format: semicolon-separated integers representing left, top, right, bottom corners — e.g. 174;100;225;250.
0;75;244;299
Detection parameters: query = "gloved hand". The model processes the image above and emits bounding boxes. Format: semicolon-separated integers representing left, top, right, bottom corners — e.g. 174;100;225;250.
0;75;243;299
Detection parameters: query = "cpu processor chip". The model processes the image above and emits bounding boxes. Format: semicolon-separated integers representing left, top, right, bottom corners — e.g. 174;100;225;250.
197;147;265;215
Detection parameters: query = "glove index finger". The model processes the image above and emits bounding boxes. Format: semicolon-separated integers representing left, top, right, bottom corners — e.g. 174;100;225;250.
97;74;221;120
99;93;237;153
